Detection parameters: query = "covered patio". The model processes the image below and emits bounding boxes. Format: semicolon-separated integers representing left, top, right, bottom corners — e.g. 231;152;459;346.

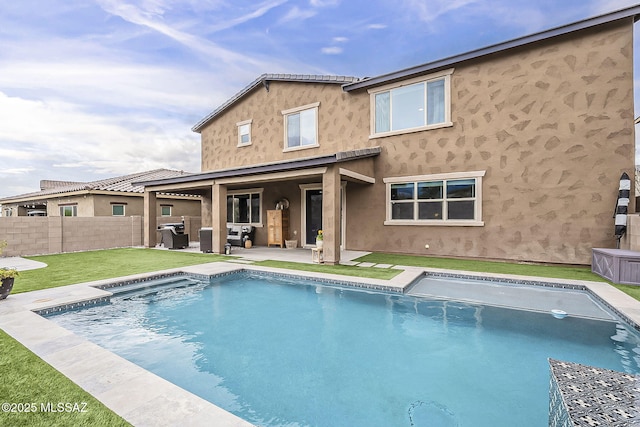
154;241;372;265
136;148;380;265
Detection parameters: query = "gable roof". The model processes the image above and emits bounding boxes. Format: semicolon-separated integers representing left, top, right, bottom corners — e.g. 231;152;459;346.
191;74;361;133
0;169;193;203
343;4;640;92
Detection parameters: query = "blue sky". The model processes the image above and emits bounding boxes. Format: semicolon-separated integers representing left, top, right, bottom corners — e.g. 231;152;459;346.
0;0;637;198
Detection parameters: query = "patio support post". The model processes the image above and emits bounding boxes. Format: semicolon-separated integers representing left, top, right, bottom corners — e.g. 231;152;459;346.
322;165;341;265
201;187;213;228
143;190;157;248
212;183;227;254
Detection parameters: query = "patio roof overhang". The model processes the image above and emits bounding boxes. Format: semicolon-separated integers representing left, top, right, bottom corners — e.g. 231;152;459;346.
135;147;381;194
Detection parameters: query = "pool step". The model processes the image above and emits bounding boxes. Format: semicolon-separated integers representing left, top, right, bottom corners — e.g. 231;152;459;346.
108;276;200;298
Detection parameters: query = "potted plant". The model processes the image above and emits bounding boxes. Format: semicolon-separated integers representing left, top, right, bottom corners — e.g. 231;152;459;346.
316;230;324;249
0;240;18;300
0;268;18;300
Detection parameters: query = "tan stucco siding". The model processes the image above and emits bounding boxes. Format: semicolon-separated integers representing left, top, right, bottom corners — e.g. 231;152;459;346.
347;19;635;264
200;82;371;172
48;195;94;216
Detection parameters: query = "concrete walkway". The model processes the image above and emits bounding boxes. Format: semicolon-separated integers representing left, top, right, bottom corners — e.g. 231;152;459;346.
0;256;47;271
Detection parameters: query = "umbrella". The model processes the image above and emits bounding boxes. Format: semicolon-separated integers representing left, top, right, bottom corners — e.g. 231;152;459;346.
614;172;630;248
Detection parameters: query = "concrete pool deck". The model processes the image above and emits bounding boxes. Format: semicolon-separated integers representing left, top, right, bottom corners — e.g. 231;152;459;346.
2;261;640;426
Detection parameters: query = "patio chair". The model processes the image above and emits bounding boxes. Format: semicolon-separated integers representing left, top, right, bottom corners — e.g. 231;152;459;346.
161;227;189;249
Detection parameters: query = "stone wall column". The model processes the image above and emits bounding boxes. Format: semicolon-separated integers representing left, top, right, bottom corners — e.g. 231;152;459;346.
322;165;341;264
212;183;227;253
143;190;157;248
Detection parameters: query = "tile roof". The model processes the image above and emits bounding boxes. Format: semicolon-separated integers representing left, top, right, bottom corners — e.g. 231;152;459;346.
0;169;193;203
191;73;361;132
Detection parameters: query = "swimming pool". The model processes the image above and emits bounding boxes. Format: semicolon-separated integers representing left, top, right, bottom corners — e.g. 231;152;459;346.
46;272;640;427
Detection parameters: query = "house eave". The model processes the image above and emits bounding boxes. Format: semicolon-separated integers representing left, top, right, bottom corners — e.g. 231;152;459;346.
135;147;382;188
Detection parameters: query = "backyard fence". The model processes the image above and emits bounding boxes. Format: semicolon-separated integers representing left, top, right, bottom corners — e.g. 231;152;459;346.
0;216;201;257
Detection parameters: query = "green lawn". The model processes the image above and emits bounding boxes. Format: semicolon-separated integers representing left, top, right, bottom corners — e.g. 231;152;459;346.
1;247;638;427
0;328;130;427
354;252;603;281
15;248;226;293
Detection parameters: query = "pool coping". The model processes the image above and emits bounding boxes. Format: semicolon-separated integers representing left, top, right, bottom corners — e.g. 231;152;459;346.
1;262;640;426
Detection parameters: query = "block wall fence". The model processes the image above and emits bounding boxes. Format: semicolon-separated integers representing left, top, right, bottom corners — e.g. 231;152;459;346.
0;216;201;257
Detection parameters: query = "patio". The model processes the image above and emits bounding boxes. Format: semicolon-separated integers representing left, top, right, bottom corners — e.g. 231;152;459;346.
155;241;374;266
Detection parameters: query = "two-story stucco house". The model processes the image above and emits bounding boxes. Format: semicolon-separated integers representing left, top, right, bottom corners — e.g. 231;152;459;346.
139;5;637;265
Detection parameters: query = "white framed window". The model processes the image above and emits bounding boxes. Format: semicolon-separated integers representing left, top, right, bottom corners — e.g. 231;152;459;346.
282;102;319;151
369;69;453;138
59;205;77;217
111;204;125;216
237;119;252;146
161;205;172;216
384;170;485;226
226;188;263;225
3;208;12;217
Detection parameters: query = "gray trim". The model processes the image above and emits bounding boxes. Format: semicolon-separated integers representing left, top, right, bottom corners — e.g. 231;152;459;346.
343;4;640;92
135;147;381;188
192;74;361;132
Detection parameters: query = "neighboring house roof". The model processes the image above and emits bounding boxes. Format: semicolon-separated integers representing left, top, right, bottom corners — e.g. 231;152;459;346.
191;74;361;133
40;180;85;190
137;147;382;188
0;169;193;203
343;4;640;92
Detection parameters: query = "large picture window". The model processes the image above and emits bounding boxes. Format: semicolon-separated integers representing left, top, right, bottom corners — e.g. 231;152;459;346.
370;69;452;137
282;102;319;151
226;190;262;224
384;171;485;226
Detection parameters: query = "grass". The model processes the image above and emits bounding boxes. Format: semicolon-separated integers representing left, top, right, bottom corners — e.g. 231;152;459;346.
0;328;130;427
15;248;226;293
254;260;401;280
353;252;640;300
353;252;604;281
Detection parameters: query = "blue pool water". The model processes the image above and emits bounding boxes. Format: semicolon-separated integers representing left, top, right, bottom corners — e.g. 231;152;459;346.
47;273;640;426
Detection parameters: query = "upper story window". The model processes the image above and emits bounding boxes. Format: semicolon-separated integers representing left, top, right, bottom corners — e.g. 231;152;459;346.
111;204;125;216
384;170;485;226
370;69;453;137
282;102;319;151
161;205;172;216
59;205;78;217
237;119;252;146
226;188;263;225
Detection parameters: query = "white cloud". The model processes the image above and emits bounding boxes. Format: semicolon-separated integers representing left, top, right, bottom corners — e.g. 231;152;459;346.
403;0;479;23
590;0;637;15
321;46;343;54
309;0;340;6
278;6;317;24
333;36;348;43
367;23;387;30
0;92;201;180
